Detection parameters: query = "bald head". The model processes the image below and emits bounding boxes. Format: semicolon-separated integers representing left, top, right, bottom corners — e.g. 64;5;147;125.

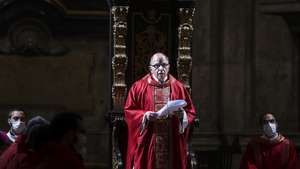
149;53;170;84
149;53;169;65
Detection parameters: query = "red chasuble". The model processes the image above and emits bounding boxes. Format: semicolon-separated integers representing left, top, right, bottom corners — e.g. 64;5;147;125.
240;134;299;169
124;74;196;169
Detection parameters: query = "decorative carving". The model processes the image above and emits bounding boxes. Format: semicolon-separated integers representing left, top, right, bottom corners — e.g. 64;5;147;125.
110;112;125;169
135;25;167;78
133;10;170;80
0;17;68;56
111;6;129;110
177;8;195;93
177;7;197;169
111;6;129;169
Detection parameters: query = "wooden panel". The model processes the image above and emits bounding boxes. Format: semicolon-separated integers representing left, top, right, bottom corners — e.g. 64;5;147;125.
129;10;174;83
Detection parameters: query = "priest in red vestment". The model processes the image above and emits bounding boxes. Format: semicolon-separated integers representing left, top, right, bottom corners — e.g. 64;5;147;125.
240;112;299;169
124;52;197;169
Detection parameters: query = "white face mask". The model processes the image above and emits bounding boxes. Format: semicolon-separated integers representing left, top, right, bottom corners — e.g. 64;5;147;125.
263;123;277;138
11;120;26;134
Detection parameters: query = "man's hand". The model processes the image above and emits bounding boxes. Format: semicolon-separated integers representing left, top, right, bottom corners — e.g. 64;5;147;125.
141;111;158;135
145;111;158;121
172;108;184;118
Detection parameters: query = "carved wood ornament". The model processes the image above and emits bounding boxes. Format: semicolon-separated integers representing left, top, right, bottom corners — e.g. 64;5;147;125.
111;5;129;169
177;8;195;93
111;6;129;110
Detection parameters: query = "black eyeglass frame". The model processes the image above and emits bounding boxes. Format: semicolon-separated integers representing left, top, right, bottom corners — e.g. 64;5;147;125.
149;63;169;69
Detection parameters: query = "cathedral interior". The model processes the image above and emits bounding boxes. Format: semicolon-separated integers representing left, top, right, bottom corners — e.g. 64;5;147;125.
0;0;300;168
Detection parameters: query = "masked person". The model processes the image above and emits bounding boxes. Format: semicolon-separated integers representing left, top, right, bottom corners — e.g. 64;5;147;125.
0;110;26;154
124;52;197;169
0;116;50;169
239;112;299;169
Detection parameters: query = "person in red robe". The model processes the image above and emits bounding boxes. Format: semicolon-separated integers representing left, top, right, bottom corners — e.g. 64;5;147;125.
124;52;197;169
239;112;299;169
0;116;49;169
0;109;27;155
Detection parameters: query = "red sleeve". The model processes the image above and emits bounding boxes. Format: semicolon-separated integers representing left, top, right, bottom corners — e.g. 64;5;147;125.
124;83;147;129
0;143;18;169
182;84;196;126
124;82;150;161
124;82;149;135
239;143;258;169
171;80;196;126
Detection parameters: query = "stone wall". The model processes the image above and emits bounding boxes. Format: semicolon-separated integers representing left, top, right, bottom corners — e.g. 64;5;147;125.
192;0;300;168
0;33;111;168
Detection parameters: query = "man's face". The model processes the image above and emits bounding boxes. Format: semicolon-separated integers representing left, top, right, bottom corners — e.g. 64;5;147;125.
262;113;278;138
9;111;25;124
8;110;26;134
149;53;170;83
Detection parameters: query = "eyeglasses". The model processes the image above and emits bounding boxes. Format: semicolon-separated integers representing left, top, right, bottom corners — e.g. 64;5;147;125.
150;63;169;69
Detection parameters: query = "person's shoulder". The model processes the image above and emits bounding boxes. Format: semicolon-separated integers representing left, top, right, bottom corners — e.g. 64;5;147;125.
0;131;9;142
169;75;190;93
242;137;266;153
280;135;295;145
131;74;150;88
169;75;184;86
246;136;265;147
0;131;7;136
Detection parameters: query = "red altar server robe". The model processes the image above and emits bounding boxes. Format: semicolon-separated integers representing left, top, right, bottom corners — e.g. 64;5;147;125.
240;135;299;169
0;136;85;169
124;74;196;169
0;136;41;169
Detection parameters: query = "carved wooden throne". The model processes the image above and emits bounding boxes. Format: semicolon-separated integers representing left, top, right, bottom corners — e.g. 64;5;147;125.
107;0;196;168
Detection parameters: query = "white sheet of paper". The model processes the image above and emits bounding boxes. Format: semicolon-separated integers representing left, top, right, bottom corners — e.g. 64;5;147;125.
154;99;187;117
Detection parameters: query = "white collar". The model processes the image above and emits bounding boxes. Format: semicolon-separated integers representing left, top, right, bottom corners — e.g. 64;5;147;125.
6;130;17;142
151;74;168;84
